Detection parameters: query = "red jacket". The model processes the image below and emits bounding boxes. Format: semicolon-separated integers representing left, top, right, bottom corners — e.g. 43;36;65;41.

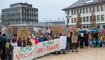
34;38;39;44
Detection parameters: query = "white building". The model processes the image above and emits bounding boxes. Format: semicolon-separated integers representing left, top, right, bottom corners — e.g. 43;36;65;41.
63;0;105;30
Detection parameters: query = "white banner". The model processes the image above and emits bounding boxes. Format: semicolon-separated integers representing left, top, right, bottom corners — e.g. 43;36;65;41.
13;39;61;60
36;39;60;58
13;46;35;60
60;36;67;49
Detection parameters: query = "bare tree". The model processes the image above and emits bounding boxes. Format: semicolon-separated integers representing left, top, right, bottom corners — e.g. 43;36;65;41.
76;13;82;29
90;10;96;27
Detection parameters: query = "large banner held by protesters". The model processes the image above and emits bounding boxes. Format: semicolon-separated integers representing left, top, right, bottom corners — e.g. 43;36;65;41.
13;39;65;60
13;46;35;60
60;36;67;49
36;39;60;57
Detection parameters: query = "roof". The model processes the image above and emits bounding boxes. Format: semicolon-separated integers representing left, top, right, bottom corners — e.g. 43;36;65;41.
63;0;105;10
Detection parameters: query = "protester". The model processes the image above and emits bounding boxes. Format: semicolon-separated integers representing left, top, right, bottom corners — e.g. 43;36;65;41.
11;37;17;47
27;38;32;46
0;32;2;59
17;38;22;47
80;32;84;48
89;33;93;47
48;35;52;41
84;32;89;47
38;35;44;42
1;33;7;60
5;38;13;60
34;36;39;44
66;32;71;51
71;32;78;52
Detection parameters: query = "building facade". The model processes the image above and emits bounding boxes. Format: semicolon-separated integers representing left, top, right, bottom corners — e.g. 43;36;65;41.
2;3;38;25
63;0;105;30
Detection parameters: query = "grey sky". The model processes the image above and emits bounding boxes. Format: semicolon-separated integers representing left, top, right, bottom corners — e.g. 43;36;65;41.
0;0;78;22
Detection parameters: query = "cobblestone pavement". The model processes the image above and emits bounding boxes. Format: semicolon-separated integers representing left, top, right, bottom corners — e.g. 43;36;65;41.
36;47;105;60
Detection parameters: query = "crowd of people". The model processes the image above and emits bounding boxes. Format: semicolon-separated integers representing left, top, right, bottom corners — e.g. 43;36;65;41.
0;30;105;60
66;31;105;53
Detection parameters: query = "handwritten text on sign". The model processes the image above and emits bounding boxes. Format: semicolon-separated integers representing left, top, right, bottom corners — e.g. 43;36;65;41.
36;39;60;57
13;46;35;60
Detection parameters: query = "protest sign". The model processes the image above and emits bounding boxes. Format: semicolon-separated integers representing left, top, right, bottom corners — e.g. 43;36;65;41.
13;46;35;60
7;27;13;36
17;27;30;39
1;27;7;34
36;39;60;57
60;36;67;49
70;26;76;32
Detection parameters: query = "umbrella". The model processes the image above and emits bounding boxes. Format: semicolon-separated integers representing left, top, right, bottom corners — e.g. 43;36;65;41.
89;30;96;32
102;30;105;34
66;30;72;32
78;30;86;33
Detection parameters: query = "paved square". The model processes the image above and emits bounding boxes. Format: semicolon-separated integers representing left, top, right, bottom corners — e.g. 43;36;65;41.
36;48;105;60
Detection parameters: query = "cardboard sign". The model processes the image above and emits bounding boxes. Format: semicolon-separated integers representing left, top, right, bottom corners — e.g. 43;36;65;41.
17;27;31;39
70;26;76;32
7;27;13;36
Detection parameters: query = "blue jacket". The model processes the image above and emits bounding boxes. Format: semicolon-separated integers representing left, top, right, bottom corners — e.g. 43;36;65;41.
38;36;44;42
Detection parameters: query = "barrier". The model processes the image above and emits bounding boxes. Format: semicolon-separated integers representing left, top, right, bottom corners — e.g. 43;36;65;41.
13;38;66;60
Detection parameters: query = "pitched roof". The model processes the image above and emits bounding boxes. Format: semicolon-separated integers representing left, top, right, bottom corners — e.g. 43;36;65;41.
63;0;105;10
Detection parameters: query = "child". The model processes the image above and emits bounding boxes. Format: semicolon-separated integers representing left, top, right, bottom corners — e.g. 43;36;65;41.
89;33;93;47
5;38;13;60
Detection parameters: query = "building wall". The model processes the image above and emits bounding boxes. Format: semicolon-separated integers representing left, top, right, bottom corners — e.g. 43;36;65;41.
2;3;38;25
65;3;105;29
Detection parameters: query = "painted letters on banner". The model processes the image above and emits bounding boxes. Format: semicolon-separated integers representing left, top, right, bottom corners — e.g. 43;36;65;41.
13;46;35;60
13;39;61;60
36;39;60;57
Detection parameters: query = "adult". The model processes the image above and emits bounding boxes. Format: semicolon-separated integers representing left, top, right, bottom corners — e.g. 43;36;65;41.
66;32;72;51
71;32;78;52
0;32;2;58
80;32;84;48
1;33;7;60
84;32;89;47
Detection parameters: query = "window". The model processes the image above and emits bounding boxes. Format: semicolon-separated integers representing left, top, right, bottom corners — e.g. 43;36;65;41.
101;15;104;21
97;15;100;22
101;5;104;11
74;10;76;15
71;10;73;15
86;8;88;13
71;18;73;23
80;9;82;14
93;6;95;12
87;16;89;22
67;18;69;23
67;10;69;15
83;8;85;13
74;18;76;23
97;6;100;11
77;9;79;14
83;17;86;22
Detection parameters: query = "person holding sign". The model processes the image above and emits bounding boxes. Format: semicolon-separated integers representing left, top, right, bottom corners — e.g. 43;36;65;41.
71;32;78;52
